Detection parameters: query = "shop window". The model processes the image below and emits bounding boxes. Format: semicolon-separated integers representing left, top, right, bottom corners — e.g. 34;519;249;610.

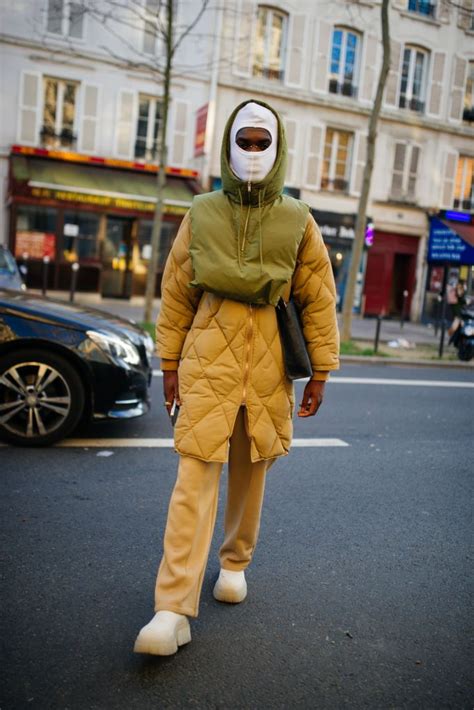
138;220;178;268
391;142;421;202
253;6;288;81
321;128;353;192
135;96;162;162
63;212;100;262
41;77;78;149
46;0;84;39
407;0;436;17
463;61;474;123
142;0;162;54
15;205;57;260
454;156;473;211
399;46;429;113
329;28;360;98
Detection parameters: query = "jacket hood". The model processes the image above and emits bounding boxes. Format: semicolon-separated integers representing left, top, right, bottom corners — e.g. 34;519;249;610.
220;99;287;206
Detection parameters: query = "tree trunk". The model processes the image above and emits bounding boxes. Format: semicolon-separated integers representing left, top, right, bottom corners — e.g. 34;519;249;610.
340;0;391;342
143;0;174;324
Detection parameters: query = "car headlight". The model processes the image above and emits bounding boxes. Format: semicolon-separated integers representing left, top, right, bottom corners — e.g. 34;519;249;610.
464;326;474;337
87;330;140;365
143;332;155;361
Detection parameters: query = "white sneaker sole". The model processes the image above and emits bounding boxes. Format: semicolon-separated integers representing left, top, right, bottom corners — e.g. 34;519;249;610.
133;619;191;656
213;580;247;604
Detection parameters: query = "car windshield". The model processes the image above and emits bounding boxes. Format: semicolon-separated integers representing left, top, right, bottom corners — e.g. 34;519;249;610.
0;249;17;274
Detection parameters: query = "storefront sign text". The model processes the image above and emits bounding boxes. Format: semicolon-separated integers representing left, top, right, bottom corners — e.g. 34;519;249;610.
30;187;188;216
428;217;474;265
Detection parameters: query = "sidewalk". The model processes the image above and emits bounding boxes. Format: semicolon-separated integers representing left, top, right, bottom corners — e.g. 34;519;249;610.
30;289;441;345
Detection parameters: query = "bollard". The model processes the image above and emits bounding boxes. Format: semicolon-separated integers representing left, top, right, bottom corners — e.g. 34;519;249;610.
400;290;409;329
434;294;442;337
438;291;448;358
20;252;29;287
42;255;50;296
374;314;382;354
69;262;80;302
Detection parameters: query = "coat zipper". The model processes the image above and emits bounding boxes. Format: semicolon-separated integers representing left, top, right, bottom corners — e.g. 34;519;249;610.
241;304;253;405
240;180;252;253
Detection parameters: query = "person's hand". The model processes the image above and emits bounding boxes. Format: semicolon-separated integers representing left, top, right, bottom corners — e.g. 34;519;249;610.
298;380;325;418
163;371;180;415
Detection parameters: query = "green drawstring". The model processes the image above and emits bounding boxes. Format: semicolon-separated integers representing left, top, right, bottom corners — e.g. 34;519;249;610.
258;189;263;273
237;188;243;270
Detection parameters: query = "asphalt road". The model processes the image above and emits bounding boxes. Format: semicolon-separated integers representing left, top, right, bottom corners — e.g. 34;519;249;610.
1;363;473;710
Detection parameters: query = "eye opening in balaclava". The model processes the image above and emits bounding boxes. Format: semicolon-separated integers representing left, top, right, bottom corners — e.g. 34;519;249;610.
229;101;278;183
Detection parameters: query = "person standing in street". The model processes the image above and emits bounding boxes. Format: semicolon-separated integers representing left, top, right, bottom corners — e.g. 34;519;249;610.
134;99;340;655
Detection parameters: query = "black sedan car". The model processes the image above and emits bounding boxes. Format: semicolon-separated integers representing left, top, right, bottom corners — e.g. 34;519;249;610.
0;245;26;291
0;289;154;446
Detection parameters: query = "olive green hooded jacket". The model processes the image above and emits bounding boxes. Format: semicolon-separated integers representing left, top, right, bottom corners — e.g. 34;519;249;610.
156;100;339;462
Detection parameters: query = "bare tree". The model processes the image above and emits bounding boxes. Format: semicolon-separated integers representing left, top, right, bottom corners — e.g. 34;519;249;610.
340;0;391;343
37;0;210;322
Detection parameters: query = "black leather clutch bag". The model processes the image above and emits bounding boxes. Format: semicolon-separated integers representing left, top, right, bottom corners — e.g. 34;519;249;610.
276;297;313;380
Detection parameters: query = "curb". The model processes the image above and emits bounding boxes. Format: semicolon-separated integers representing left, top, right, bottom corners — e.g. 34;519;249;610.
340;355;473;370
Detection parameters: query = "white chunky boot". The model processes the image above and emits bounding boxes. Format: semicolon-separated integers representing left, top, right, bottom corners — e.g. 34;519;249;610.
133;611;191;655
213;569;247;603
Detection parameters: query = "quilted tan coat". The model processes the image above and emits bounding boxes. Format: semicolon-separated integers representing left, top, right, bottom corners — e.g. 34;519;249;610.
156;211;339;463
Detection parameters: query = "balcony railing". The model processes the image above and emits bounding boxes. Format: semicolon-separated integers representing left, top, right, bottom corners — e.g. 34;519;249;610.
399;95;425;113
329;79;358;98
40;125;77;150
407;0;436;17
462;107;474;123
321;177;349;192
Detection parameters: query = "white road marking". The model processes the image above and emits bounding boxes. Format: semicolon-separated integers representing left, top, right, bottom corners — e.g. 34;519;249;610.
152;370;473;388
39;437;349;448
329;377;474;388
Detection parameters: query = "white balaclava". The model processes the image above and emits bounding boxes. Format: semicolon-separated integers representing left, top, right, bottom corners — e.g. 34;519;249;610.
229;102;278;183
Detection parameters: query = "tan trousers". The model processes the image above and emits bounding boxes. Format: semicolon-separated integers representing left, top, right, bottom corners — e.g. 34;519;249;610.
154;407;274;618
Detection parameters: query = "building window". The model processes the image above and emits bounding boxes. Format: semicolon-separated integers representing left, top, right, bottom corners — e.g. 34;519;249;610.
399;46;428;113
321;128;353;192
454;156;473;211
63;212;100;262
464;61;474;123
135;96;161;162
253;6;288;81
46;0;84;39
391;143;420;201
329;28;360;98
143;0;160;55
407;0;436;17
41;78;78;149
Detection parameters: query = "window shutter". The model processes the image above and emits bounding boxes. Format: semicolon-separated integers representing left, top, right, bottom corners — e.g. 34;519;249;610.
391;142;406;200
169;100;189;167
407;145;420;195
440;151;458;208
360;34;379;103
311;20;331;94
303;123;324;189
233;0;256;77
427;52;446;118
285;14;307;89
448;56;468;122
79;84;100;153
384;39;402;108
457;0;472;30
284;118;298;185
437;0;450;23
115;89;136;159
350;132;367;196
17;71;41;145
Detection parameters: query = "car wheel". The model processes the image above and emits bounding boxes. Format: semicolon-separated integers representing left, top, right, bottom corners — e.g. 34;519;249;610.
0;349;85;446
